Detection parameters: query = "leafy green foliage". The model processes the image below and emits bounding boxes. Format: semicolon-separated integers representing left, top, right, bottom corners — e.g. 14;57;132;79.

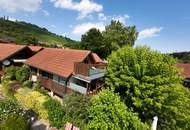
15;65;30;82
81;28;105;58
87;89;149;130
0;19;79;46
43;98;65;128
15;88;49;120
0;113;29;130
102;20;138;57
34;81;48;95
106;46;190;129
80;20;138;58
0;99;24;122
1;77;15;98
4;66;17;80
22;80;33;88
62;93;91;129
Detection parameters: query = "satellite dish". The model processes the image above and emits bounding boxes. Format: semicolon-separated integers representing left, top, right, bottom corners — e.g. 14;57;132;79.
3;60;10;66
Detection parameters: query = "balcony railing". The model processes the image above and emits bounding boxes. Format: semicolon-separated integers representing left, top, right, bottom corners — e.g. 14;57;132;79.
69;82;87;94
74;62;106;77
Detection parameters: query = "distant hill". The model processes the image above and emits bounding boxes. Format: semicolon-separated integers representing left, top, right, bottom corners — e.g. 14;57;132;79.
0;17;79;48
171;51;190;63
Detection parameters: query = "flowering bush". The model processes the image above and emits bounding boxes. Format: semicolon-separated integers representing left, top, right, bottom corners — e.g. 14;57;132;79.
0;99;24;122
0;113;29;130
15;88;49;120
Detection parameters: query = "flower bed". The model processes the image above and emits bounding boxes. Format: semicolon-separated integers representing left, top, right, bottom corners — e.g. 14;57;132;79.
15;88;49;121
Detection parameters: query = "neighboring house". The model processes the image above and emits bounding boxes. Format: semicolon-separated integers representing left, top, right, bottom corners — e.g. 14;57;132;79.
176;63;190;88
0;43;35;76
25;48;106;97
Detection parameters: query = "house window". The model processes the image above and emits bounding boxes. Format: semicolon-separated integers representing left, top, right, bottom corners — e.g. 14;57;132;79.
53;74;66;85
59;77;66;85
31;67;37;74
53;75;59;82
42;71;49;78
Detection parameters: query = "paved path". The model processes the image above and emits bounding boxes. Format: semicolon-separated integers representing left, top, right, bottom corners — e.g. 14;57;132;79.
31;120;49;130
0;84;4;100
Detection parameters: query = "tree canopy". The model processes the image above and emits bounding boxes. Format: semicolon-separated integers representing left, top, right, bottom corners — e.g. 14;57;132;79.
80;20;138;58
87;89;149;130
106;46;190;129
81;28;105;58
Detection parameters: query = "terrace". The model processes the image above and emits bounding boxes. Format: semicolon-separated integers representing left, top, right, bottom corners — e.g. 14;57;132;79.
69;62;106;95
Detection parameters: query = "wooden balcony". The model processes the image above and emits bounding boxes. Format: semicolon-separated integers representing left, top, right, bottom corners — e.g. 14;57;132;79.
74;62;106;77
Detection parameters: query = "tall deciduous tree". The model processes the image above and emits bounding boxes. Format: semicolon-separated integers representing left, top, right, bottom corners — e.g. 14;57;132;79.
81;28;105;58
81;21;138;58
87;89;149;130
106;46;190;129
102;20;138;56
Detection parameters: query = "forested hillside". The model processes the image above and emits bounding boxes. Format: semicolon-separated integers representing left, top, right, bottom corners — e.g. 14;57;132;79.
0;17;79;47
171;51;190;63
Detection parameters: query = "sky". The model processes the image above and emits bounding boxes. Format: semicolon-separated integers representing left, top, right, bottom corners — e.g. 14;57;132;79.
0;0;190;53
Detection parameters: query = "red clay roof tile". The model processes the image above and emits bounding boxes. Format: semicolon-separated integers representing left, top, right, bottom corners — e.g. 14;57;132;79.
25;48;91;78
91;53;103;63
0;43;27;61
176;63;190;78
28;45;43;52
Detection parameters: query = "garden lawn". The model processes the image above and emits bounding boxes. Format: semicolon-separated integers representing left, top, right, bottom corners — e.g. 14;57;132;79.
15;88;49;121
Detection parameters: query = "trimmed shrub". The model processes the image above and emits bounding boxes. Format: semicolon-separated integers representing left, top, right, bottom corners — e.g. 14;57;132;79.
4;66;17;80
43;98;65;128
15;65;30;82
0;113;29;130
86;89;149;130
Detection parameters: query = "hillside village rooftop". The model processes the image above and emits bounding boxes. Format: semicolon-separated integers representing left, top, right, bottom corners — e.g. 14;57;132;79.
0;43;106;96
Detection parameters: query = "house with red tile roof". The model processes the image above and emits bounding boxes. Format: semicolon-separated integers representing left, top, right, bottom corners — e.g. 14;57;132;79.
176;63;190;88
0;43;45;79
25;48;106;97
28;45;43;53
0;43;35;74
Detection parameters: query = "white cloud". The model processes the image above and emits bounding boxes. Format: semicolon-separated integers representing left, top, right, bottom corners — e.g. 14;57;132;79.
42;9;50;16
98;13;107;21
72;13;131;36
112;15;130;25
50;0;103;19
72;22;105;35
0;0;42;13
138;27;163;40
